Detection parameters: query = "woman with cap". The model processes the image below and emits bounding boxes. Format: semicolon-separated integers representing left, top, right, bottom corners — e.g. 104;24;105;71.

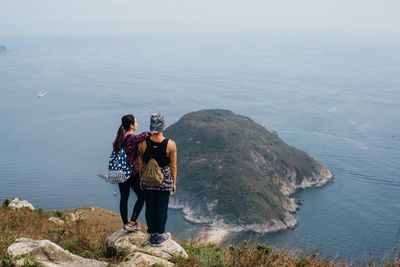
113;114;151;232
137;112;177;246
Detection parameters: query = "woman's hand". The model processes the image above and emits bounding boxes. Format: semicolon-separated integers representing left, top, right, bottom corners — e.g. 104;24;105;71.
171;183;176;195
140;180;145;191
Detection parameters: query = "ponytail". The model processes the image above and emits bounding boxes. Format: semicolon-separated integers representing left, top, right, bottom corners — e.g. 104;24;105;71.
113;124;125;154
113;114;136;154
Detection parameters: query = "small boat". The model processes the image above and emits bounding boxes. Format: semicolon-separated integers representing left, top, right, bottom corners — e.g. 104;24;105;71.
37;91;48;98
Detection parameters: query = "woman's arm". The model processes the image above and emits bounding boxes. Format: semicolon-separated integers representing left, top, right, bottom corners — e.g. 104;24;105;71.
135;131;151;143
168;140;177;194
125;132;151;147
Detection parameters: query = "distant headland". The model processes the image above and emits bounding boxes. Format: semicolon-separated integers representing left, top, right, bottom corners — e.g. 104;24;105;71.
0;46;7;53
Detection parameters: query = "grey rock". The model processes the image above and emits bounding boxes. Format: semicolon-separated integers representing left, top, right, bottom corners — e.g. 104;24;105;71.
107;229;188;261
8;198;35;211
48;217;65;225
7;238;108;267
119;252;173;267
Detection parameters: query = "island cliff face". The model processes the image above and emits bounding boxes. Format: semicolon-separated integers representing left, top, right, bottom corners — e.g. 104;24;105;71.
165;109;333;233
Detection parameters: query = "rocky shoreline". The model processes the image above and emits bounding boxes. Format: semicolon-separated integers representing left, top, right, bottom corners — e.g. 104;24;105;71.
169;165;334;243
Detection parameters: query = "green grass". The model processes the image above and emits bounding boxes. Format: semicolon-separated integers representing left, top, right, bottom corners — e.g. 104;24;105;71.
1;200;10;209
0;255;13;267
53;211;66;221
173;240;337;267
174;242;229;267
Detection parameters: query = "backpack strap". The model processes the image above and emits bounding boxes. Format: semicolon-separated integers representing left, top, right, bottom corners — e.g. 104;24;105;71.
111;134;132;161
145;138;160;162
132;142;139;160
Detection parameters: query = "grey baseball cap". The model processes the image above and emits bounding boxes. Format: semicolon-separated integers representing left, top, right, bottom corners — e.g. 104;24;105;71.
150;112;165;133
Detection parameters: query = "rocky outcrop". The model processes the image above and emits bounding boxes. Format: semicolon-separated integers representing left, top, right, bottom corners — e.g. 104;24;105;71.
197;227;230;244
7;238;108;267
107;229;188;261
4;203;187;266
0;46;7;53
8;198;35;210
7;232;188;266
118;252;173;267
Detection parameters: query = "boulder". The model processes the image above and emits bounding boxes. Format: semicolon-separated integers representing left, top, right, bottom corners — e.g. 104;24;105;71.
49;217;65;225
8;198;35;210
7;237;108;267
69;211;83;221
107;229;188;261
119;252;173;267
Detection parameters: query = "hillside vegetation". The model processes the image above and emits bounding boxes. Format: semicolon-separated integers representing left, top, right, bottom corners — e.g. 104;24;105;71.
2;205;397;267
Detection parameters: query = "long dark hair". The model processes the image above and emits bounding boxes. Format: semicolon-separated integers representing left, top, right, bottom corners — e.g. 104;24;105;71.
113;114;135;153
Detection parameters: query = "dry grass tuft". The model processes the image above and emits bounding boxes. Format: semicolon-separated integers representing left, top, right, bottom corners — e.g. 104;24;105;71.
173;240;400;267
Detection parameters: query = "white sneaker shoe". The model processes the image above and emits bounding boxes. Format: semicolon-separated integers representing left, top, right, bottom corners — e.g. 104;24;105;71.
123;221;140;232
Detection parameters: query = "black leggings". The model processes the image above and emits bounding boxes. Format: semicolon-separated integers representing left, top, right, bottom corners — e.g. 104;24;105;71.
118;173;144;225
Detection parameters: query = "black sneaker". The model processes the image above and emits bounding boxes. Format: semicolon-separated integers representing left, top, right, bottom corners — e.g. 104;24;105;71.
149;233;158;246
155;232;171;246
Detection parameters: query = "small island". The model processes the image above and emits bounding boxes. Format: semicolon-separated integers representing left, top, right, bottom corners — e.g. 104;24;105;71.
165;109;334;235
0;46;7;53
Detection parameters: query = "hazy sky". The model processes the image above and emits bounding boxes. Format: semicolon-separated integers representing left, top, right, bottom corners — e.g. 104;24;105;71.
1;0;399;36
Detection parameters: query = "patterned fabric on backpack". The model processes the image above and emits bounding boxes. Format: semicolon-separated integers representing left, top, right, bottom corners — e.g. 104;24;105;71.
105;147;132;184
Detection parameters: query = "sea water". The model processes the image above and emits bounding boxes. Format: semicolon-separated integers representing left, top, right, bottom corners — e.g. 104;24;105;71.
0;34;399;260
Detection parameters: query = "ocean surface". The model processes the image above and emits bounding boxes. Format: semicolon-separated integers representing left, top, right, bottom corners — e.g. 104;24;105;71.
0;34;399;260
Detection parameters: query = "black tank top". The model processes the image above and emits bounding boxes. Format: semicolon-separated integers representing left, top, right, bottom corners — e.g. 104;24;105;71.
143;138;170;167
